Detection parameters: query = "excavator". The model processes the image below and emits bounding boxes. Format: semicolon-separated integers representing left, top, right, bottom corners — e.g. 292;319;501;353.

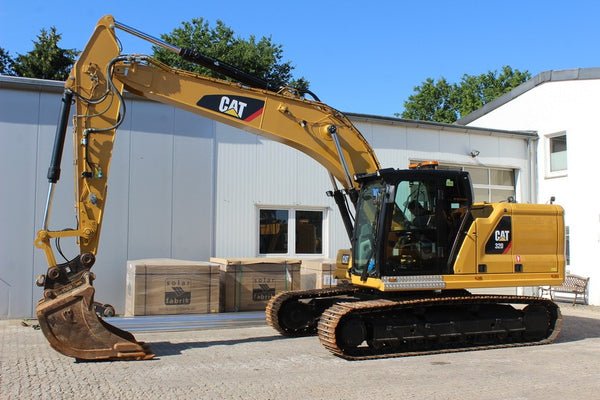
34;15;565;361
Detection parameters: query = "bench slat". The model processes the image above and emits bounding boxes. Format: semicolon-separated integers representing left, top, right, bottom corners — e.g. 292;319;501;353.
539;274;589;305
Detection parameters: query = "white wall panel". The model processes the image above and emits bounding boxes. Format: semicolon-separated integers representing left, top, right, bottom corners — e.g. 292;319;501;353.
0;89;41;317
407;129;440;153
439;132;471;161
215;124;258;257
127;102;175;259
256;139;298;205
171;109;215;260
357;121;408;169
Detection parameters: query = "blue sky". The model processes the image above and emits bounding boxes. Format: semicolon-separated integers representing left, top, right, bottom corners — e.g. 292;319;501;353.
2;0;600;116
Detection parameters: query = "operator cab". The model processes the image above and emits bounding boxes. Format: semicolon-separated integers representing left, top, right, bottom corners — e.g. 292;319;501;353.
351;167;473;280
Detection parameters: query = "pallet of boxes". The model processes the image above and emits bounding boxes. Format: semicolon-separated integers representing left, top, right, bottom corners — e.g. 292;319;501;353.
300;259;350;290
211;258;301;312
124;257;347;316
125;259;220;316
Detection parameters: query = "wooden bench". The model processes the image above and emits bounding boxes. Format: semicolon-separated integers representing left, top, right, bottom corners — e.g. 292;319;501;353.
539;274;589;305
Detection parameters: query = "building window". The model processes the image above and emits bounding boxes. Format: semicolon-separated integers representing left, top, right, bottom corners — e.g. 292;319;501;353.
259;209;288;254
435;163;516;203
295;210;323;254
547;132;567;176
259;208;325;256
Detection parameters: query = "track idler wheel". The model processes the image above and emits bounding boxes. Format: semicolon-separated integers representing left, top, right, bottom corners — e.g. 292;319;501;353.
36;272;154;361
337;317;367;350
278;301;317;333
523;304;551;341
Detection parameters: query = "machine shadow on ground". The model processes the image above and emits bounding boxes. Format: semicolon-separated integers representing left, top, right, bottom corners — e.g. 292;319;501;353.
148;335;287;357
145;314;600;359
554;314;600;343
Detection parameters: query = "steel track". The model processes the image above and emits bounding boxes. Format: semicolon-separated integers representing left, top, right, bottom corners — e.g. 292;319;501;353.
317;295;562;360
266;287;360;336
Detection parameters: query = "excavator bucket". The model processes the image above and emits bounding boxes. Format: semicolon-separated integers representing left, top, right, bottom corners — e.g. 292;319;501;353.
36;271;154;361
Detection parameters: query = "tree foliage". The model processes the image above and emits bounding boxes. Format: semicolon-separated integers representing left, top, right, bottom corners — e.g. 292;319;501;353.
399;66;531;123
153;18;308;92
12;27;78;80
0;47;16;76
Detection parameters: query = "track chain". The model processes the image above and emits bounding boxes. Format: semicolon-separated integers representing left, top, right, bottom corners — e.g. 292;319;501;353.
317;294;562;360
266;286;360;336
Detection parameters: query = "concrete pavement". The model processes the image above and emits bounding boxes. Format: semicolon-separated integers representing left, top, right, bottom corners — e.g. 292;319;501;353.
2;304;599;399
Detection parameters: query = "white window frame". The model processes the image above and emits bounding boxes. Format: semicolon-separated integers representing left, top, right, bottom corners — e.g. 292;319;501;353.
256;206;328;258
545;131;567;179
468;167;516;203
416;161;517;203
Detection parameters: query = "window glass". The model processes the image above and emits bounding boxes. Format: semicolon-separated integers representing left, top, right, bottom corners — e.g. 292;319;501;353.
490;169;514;186
474;188;489;202
397;180;436;229
259;208;325;255
490;189;515;203
296;210;323;254
428;162;515;203
384;179;440;275
353;182;386;274
464;167;488;185
259;209;288;254
550;135;567;172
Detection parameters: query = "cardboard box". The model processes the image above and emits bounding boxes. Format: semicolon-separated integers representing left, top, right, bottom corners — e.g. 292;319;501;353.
125;259;220;316
301;259;348;289
211;258;301;312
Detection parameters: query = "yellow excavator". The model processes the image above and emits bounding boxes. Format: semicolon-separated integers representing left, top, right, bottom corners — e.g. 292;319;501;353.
34;15;565;361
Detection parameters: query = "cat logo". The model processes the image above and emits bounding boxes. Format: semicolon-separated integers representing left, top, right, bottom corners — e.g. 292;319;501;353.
218;96;247;118
485;216;512;254
495;230;510;242
197;95;264;121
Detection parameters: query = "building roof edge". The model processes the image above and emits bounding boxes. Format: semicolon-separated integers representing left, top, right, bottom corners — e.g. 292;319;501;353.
0;75;537;140
455;67;600;125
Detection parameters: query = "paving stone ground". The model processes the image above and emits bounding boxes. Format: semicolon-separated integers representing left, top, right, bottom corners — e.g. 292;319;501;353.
2;304;599;399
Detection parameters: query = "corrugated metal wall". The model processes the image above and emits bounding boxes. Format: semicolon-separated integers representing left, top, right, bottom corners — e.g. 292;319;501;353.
214;124;343;257
0;79;216;317
0;77;533;317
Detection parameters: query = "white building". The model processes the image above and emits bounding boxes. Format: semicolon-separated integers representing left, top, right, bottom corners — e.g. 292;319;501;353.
457;67;600;305
0;75;540;317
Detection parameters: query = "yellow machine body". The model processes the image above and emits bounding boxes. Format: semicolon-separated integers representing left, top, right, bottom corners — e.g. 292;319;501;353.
339;202;565;291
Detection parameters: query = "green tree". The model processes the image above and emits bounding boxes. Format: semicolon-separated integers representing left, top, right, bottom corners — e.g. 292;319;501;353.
400;78;459;123
13;27;78;80
0;47;16;75
399;66;531;123
153;18;309;93
456;66;531;117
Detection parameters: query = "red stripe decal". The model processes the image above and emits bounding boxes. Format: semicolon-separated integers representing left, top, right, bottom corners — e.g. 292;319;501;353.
244;108;263;122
